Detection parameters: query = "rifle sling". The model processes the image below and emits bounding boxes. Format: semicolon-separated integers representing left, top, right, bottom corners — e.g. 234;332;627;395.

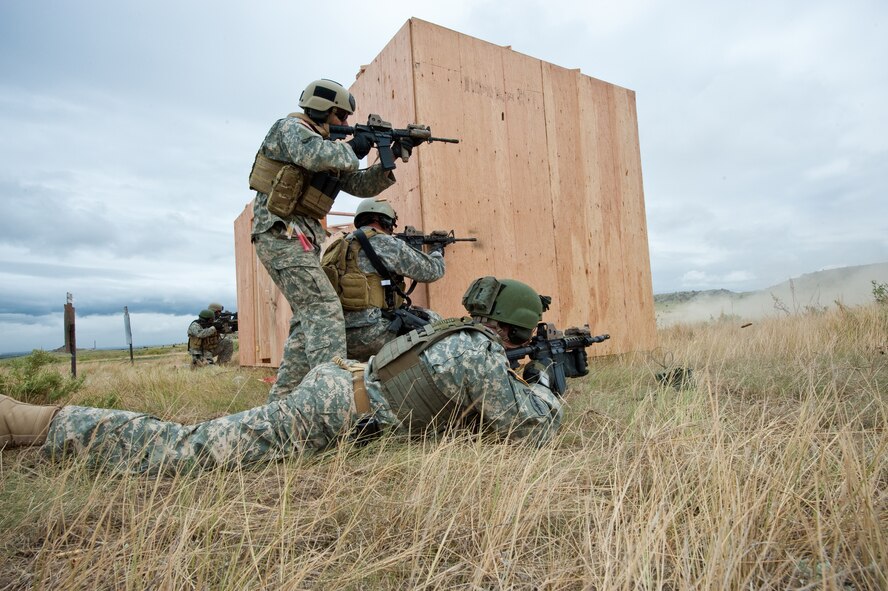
353;229;409;308
353;229;392;280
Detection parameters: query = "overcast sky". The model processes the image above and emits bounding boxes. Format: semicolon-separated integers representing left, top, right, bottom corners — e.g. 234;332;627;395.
1;0;886;354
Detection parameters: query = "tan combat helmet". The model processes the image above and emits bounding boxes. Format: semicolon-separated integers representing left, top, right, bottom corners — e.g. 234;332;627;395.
299;79;356;115
353;198;398;229
207;302;224;314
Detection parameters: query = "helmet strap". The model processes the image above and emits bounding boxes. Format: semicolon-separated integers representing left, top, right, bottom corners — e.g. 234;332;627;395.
304;107;329;124
378;215;396;233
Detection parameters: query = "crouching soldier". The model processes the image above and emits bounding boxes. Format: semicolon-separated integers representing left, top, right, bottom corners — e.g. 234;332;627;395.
0;277;562;474
322;198;445;364
187;309;221;367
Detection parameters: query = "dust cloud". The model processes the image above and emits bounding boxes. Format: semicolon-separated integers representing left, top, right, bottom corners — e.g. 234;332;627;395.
656;262;888;327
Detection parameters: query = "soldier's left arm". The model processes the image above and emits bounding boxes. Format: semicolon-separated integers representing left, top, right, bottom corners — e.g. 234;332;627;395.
372;234;445;282
340;165;396;197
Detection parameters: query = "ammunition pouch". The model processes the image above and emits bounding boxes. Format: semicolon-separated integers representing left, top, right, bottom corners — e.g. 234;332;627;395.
188;331;219;352
321;230;404;311
249;153;341;219
300;171;342;218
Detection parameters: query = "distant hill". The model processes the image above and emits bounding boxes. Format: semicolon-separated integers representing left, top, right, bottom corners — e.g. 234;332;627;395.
655;262;888;326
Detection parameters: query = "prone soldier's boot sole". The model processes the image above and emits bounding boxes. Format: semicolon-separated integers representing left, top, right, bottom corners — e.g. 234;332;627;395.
0;394;60;449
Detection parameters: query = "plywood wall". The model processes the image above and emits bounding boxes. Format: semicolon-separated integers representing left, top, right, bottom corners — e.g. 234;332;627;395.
233;204;290;367
234;18;656;366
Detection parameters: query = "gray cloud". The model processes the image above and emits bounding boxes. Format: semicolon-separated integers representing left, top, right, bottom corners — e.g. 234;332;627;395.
1;0;886;352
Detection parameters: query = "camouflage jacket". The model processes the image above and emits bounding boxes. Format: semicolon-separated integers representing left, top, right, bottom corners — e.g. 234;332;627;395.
250;115;395;265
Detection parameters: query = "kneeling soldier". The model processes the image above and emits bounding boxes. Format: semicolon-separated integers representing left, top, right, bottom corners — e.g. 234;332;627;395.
187;309;221;367
322;198;445;364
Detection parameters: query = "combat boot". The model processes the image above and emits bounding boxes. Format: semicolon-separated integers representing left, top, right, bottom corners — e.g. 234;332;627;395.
0;394;61;449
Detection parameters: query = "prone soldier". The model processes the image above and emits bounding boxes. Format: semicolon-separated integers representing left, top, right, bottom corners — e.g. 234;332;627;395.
1;277;581;473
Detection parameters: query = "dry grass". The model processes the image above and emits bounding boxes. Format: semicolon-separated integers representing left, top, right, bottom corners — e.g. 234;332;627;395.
1;306;886;590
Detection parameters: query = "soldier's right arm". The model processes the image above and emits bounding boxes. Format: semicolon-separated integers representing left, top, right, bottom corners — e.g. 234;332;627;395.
266;117;360;174
475;363;564;447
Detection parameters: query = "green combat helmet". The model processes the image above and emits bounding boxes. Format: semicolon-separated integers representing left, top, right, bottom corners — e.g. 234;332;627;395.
198;309;215;322
299;79;356;122
354;198;398;230
462;277;544;343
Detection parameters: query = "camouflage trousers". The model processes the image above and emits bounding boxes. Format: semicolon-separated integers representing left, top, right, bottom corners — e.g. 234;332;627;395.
189;350;215;367
189;337;234;368
213;336;234;364
40;363;359;474
254;230;346;401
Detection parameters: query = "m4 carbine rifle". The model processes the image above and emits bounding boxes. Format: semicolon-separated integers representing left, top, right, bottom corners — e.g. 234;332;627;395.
506;323;610;397
329;114;459;171
215;311;238;334
394;226;477;254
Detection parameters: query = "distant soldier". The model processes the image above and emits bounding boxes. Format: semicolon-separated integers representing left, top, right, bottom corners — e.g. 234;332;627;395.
322;198;445;365
187;309;221;367
1;277;562;474
207;302;235;364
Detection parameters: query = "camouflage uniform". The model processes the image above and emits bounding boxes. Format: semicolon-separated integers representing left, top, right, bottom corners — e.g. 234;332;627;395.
251;115;395;401
212;335;234;365
340;227;446;360
187;320;218;366
40;326;562;474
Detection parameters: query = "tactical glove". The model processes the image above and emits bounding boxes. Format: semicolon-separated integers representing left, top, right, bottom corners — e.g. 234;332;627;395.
347;131;374;159
522;360;552;389
427;230;449;255
393;137;414;161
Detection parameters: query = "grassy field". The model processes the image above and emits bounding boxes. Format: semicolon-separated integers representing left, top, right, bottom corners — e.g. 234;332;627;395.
1;304;886;590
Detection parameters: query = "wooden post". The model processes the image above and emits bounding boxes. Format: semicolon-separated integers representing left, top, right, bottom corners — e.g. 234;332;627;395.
64;292;76;377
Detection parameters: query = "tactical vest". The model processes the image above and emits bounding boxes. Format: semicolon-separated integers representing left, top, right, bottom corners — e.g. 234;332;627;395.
248;114;341;220
188;324;219;352
372;319;498;429
321;229;406;311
